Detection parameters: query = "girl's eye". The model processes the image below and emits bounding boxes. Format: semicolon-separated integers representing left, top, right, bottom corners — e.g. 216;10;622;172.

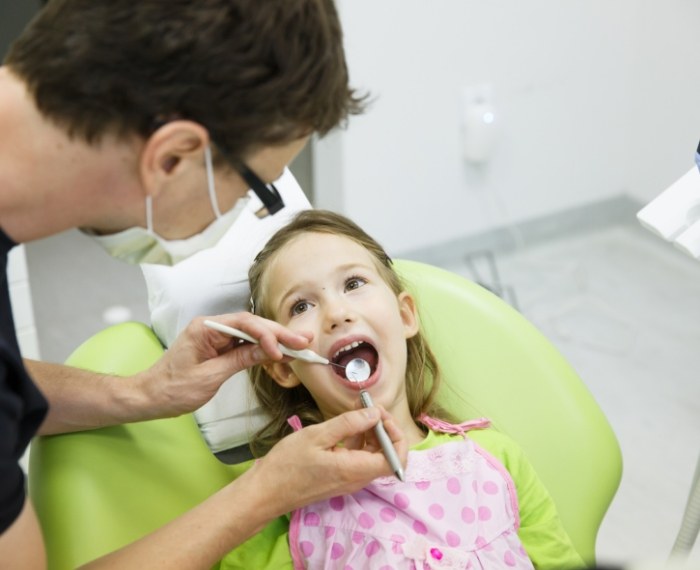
345;276;367;291
290;300;310;316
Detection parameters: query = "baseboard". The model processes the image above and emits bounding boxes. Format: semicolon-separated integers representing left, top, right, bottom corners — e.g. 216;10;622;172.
395;194;644;266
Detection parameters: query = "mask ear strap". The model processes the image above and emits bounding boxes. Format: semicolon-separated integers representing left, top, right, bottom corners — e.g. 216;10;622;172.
204;146;222;218
145;196;155;234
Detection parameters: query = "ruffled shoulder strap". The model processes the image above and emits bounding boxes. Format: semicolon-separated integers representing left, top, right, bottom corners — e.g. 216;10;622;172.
287;415;303;432
418;414;490;437
289;413;490;437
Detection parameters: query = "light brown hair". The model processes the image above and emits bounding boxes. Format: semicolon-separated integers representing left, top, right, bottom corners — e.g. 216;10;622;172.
248;210;450;457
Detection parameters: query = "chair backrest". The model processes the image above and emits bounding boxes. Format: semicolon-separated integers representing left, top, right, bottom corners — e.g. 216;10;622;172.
29;261;621;568
29;322;245;570
395;259;622;563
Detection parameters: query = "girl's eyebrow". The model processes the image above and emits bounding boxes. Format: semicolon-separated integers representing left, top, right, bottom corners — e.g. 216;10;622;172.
276;279;312;312
274;261;373;311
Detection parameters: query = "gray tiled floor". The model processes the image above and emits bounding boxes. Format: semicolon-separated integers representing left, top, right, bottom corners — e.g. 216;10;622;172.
25;229;151;363
444;222;700;566
25;221;700;566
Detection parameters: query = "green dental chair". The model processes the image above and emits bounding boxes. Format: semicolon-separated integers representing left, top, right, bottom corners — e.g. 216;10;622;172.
29;260;622;569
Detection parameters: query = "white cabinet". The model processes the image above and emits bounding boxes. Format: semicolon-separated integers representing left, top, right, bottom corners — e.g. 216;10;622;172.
8;245;40;360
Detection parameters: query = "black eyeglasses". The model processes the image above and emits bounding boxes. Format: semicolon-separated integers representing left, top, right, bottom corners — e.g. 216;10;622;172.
235;163;285;219
211;138;285;218
149;119;285;217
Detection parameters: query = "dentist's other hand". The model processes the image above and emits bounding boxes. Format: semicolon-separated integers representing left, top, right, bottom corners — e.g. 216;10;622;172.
248;407;408;518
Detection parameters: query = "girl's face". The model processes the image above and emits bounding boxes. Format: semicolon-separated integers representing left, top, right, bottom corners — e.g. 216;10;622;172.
262;232;419;421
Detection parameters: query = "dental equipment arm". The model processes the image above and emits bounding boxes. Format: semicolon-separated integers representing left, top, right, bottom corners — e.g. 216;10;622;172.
637;140;700;558
637;141;700;259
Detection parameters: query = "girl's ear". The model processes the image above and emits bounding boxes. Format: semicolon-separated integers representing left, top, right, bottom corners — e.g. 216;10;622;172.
398;291;420;339
264;361;302;389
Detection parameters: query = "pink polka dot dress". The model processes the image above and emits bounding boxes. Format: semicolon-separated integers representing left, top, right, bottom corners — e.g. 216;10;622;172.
288;416;534;569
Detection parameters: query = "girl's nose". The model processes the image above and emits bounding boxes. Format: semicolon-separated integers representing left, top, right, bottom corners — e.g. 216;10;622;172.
324;298;356;331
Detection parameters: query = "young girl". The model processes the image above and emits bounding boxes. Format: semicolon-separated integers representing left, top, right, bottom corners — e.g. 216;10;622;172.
221;210;585;570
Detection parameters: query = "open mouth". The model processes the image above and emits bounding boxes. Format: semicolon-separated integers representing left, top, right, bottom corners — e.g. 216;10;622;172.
330;340;379;381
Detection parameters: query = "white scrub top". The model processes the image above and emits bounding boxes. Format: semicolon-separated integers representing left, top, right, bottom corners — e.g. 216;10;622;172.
141;169;311;453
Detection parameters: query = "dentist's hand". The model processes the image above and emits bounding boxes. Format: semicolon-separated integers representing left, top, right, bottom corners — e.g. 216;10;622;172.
246;407;408;518
139;313;312;419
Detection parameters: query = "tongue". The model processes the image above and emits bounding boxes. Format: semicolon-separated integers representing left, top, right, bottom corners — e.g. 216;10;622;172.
336;345;377;371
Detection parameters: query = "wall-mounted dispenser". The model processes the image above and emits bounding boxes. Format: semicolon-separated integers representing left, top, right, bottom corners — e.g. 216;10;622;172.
461;84;499;164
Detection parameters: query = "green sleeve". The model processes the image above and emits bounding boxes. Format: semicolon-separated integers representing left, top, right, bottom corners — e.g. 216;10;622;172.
469;429;586;570
219;514;293;570
219;429;585;570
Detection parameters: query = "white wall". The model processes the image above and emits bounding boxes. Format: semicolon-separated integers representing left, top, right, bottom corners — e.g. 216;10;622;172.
626;0;700;203
313;0;700;254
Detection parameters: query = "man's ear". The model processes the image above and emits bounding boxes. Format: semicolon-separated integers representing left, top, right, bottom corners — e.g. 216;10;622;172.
265;361;302;389
398;291;420;339
139;120;209;197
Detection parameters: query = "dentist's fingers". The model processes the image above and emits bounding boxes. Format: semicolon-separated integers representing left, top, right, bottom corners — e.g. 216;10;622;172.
358;406;407;461
257;408;409;515
319;406;408;478
199;313;313;360
138;313;312;419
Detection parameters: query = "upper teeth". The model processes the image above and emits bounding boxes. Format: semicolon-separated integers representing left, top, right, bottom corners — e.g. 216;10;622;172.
332;340;365;360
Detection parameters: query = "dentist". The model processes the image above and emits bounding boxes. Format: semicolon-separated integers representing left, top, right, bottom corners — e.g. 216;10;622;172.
0;1;407;568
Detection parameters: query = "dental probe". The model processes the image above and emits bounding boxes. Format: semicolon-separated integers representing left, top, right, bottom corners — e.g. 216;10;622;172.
345;359;406;482
203;319;330;364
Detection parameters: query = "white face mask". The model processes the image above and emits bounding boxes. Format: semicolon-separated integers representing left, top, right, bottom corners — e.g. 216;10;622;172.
83;146;249;266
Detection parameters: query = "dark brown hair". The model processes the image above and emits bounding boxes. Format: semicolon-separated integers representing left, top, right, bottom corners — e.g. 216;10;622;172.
5;0;363;159
247;210;451;457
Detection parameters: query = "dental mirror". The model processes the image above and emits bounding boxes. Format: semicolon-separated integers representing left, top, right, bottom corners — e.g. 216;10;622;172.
345;358;371;382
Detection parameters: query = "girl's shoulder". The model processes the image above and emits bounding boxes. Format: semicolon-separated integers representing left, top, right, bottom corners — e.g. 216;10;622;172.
467;426;531;471
467;425;520;451
415;423;531;477
418;421;523;459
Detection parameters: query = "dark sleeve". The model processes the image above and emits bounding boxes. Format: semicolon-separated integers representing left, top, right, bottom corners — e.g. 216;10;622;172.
0;239;48;534
0;357;29;533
